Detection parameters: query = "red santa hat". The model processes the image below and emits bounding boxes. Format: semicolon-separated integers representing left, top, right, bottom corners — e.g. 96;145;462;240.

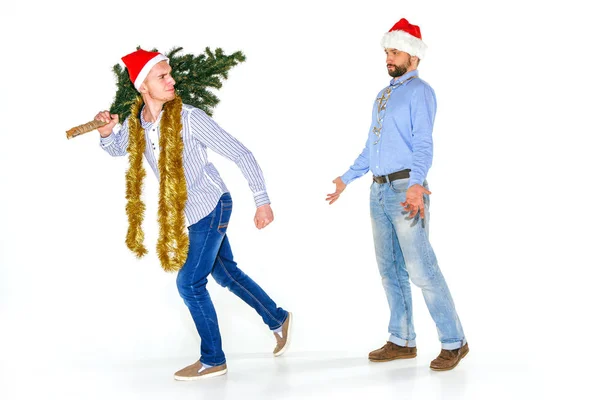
380;18;427;59
121;49;169;91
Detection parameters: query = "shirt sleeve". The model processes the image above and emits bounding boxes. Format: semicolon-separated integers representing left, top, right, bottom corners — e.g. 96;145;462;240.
340;137;370;185
408;84;437;187
189;108;270;207
99;119;130;157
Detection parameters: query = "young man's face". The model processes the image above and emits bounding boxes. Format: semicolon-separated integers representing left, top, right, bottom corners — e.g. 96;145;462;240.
385;49;414;78
140;61;176;102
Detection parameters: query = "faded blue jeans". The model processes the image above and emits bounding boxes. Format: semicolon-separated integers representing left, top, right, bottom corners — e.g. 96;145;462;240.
370;178;466;350
176;192;288;366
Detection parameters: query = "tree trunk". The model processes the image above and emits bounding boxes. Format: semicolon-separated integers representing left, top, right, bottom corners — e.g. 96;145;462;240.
66;119;107;139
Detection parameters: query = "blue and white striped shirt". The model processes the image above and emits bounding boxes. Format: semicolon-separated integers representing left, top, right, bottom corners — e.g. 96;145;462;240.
100;104;270;226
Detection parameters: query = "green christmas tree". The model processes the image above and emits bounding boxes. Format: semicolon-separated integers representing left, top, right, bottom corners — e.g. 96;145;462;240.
66;46;245;138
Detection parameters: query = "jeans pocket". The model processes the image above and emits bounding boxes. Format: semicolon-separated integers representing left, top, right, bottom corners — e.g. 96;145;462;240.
390;178;409;193
189;210;215;233
217;201;232;234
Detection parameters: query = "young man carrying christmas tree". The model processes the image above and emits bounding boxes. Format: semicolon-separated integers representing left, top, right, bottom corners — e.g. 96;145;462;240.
326;18;468;371
95;49;292;380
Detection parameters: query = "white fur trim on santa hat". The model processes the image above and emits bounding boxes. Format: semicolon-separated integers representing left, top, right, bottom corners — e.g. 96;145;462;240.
381;30;427;60
134;54;169;91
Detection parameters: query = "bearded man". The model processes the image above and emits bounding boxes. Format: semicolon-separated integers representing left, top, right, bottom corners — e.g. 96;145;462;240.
326;18;468;371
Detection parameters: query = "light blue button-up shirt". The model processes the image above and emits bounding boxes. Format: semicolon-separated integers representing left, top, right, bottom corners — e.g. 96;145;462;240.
341;70;437;188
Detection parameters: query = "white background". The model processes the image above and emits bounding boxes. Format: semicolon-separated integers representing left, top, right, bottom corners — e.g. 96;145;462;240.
1;0;599;399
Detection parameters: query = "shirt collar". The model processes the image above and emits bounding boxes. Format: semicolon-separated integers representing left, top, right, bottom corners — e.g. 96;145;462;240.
389;69;419;87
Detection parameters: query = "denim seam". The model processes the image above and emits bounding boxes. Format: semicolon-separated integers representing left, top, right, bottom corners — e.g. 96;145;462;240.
217;203;224;233
441;338;464;343
391;333;416;342
216;256;283;327
433;266;460;342
412;200;461;345
217;200;232;234
389;181;407;194
381;195;410;341
190;210;221;365
390;226;411;341
209;361;227;367
385;186;415;342
206;206;217;232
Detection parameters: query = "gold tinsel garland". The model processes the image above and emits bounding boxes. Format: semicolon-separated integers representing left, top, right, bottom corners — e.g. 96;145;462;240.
125;96;189;272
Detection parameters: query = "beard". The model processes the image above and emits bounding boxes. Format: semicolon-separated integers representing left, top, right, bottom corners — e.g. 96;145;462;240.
387;61;410;78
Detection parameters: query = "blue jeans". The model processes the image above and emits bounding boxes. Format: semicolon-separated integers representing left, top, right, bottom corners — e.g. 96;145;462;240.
370;178;465;350
176;193;288;366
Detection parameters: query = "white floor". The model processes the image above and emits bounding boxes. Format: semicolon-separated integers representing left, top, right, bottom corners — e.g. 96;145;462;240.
1;347;590;400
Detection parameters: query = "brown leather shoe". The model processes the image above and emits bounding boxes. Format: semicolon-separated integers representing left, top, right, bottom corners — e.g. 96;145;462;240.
273;312;293;356
368;341;417;362
173;361;228;381
430;343;469;371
